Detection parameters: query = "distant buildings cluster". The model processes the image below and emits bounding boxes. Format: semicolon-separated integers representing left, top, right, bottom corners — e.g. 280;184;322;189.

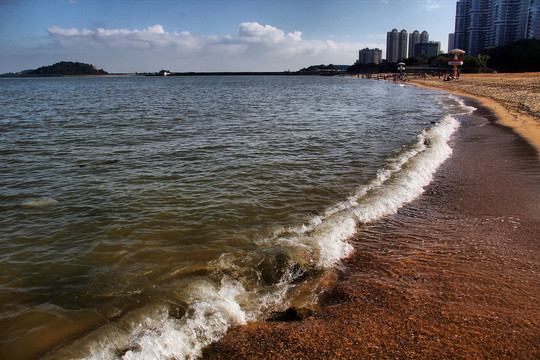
451;0;540;56
357;29;440;65
356;0;539;66
386;29;440;62
358;48;382;65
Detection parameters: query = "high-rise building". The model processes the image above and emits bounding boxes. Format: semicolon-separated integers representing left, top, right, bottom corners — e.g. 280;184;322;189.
468;0;491;56
421;30;429;43
386;29;408;62
454;0;539;56
454;0;471;52
358;48;382;64
490;0;528;47
415;41;441;58
409;30;430;58
399;29;408;60
409;30;421;58
448;33;456;51
387;29;399;63
525;0;540;38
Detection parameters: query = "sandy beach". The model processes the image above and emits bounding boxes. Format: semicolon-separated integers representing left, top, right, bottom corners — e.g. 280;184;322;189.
204;75;540;359
409;73;540;157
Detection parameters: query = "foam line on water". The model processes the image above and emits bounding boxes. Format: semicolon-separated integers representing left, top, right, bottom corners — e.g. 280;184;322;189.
272;113;460;269
77;279;247;360
56;97;463;360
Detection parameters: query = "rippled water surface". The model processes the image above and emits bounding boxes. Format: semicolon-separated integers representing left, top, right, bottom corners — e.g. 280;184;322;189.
0;76;466;359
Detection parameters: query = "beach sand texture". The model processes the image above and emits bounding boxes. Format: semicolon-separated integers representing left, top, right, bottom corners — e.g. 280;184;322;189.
204;76;540;359
410;72;540;156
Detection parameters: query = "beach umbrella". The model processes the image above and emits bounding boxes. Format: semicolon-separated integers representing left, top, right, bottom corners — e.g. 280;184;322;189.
448;49;465;77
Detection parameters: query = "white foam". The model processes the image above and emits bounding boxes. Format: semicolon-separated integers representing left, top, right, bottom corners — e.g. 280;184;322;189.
444;94;477;115
22;197;58;207
272;114;459;268
80;279;247;360
351;114;459;223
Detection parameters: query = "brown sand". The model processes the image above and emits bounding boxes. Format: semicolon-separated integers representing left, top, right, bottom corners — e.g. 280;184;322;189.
204;81;540;359
409;73;540;156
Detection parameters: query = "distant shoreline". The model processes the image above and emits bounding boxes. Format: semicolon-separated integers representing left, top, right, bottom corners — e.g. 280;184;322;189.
0;74;134;78
1;70;350;78
0;71;316;78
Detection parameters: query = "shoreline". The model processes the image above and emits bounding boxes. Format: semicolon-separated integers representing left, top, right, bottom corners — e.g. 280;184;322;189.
408;73;540;157
204;79;540;359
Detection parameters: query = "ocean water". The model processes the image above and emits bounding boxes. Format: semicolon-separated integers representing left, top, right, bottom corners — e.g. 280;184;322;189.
0;76;472;359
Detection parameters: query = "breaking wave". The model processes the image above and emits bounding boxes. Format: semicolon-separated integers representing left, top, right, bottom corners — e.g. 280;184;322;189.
48;112;462;360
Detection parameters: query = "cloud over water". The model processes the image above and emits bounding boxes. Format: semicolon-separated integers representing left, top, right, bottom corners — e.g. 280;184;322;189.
44;22;369;72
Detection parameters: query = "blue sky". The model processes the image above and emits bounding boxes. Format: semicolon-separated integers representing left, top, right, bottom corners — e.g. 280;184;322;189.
0;0;457;73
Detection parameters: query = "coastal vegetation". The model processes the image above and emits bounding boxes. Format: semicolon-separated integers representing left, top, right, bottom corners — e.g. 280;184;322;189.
1;61;108;77
298;64;338;74
481;38;540;73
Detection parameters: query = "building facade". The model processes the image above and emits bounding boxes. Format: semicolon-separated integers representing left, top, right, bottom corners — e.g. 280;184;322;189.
454;0;471;51
399;29;408;60
489;0;528;47
468;0;491;55
454;0;539;56
421;30;429;43
448;33;456;51
409;30;430;58
386;29;399;63
386;29;408;62
415;41;441;58
526;0;540;38
358;48;382;64
408;30;420;58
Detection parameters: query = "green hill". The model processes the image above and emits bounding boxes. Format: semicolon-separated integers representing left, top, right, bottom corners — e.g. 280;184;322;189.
27;61;108;76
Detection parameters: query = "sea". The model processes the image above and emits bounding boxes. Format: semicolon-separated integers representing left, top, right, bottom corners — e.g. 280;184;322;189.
0;75;474;360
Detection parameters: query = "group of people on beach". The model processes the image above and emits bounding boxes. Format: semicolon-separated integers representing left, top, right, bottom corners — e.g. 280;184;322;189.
439;70;460;81
356;70;459;82
353;69;461;83
357;73;409;82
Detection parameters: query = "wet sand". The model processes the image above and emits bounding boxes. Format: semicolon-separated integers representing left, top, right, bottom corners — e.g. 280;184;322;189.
409;73;540;157
204;93;540;357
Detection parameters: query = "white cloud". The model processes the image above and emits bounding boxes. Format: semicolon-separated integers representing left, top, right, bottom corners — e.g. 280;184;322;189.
236;22;287;43
425;0;440;11
379;0;440;11
47;26;81;36
41;23;373;72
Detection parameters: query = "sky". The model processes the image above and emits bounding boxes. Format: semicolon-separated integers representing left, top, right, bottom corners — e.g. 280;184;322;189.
0;0;457;73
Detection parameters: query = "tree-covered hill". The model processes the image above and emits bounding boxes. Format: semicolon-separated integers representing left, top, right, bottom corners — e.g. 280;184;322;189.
26;61;108;76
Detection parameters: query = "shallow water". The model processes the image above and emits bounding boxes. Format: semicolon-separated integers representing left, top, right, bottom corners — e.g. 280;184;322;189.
0;76;471;359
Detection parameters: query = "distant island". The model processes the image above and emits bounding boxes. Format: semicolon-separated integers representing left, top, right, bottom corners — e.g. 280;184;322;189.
1;61;108;77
